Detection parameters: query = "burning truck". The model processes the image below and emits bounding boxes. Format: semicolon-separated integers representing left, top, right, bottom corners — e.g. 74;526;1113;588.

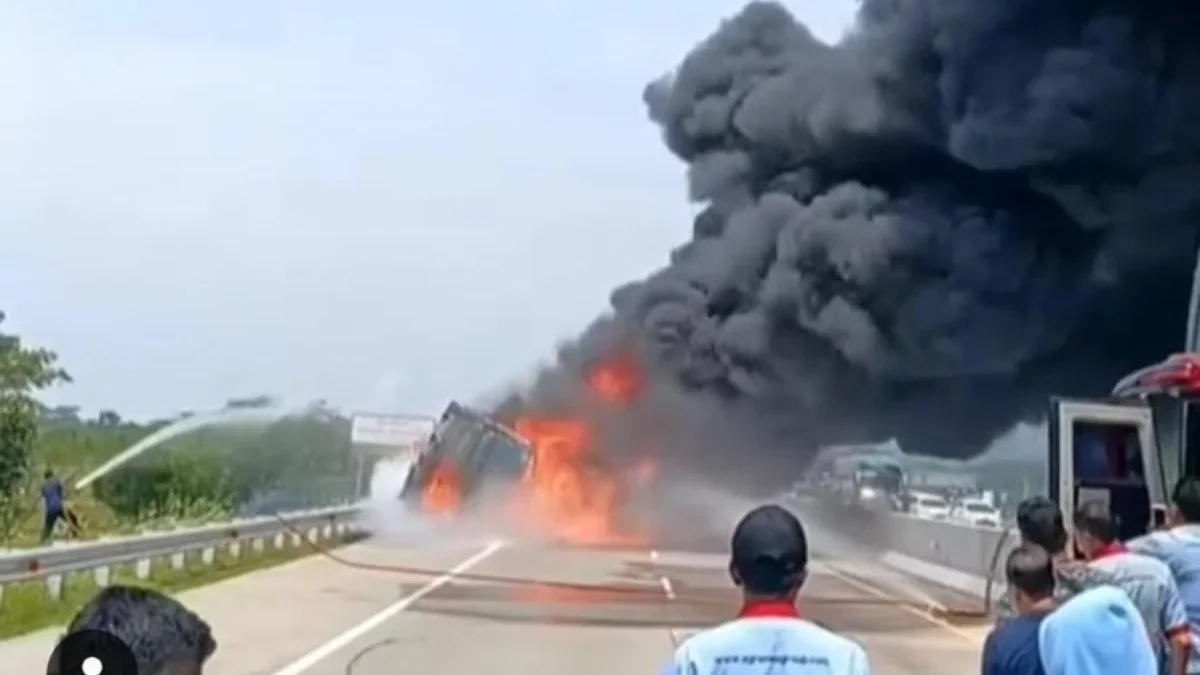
398;358;656;546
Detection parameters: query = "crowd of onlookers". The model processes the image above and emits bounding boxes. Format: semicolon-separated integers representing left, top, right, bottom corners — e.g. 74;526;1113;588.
664;478;1200;675
981;476;1200;675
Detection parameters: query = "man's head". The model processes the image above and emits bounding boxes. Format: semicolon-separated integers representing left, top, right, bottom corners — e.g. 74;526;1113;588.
1170;476;1200;526
1017;496;1068;555
1006;543;1056;613
1072;500;1118;559
52;586;216;675
44;469;53;480
729;504;808;600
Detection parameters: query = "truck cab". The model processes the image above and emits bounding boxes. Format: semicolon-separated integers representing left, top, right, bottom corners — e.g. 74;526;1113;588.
1049;353;1200;550
400;401;533;511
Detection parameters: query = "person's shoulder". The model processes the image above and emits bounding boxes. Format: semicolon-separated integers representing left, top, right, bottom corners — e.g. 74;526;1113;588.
1057;559;1113;588
1124;549;1172;571
684;617;865;656
1128;530;1176;554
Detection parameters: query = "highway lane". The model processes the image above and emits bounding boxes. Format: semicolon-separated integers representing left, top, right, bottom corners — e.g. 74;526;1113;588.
0;535;988;674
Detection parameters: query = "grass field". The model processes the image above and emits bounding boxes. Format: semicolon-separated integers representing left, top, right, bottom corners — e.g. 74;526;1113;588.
0;530;364;639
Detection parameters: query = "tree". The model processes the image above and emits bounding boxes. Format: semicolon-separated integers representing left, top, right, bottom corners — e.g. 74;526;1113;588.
0;311;71;543
41;404;81;427
96;410;122;427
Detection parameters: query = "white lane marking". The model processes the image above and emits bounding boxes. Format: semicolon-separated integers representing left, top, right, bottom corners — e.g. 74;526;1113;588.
651;549;682;646
813;560;983;643
269;540;506;675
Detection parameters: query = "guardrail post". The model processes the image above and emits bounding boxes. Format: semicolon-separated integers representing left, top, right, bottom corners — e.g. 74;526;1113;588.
0;506;361;594
46;574;63;600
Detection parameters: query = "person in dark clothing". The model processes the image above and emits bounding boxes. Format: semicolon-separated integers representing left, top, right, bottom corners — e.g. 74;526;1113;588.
40;469;65;543
996;496;1115;619
47;585;216;675
982;544;1056;675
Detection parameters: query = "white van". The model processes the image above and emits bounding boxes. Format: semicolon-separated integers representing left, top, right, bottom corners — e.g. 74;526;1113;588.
911;493;950;520
954;499;1001;528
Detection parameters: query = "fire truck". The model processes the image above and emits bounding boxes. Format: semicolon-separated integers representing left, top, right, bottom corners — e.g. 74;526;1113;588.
399;401;533;509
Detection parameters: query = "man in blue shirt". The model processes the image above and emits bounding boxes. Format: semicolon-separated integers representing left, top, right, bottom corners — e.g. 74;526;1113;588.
982;543;1055;675
40;468;65;543
660;504;870;674
1128;476;1200;674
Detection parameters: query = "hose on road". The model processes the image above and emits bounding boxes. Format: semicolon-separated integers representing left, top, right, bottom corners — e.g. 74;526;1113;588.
271;512;997;622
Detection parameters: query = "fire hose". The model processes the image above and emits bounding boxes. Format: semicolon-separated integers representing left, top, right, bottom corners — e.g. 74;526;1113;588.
269;512;1000;620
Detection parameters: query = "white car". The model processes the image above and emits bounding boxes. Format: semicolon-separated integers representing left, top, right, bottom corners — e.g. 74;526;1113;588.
912;494;950;520
955;500;1001;528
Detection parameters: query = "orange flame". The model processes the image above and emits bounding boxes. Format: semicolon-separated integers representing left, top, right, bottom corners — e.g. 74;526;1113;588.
586;355;642;403
421;462;463;515
508;418;630;545
420;355;652;545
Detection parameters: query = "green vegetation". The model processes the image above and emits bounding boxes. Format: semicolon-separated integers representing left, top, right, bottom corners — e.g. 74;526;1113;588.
0;529;365;638
0;311;367;547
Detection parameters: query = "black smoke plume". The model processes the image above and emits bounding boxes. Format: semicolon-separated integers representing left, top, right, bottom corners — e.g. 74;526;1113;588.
509;0;1200;486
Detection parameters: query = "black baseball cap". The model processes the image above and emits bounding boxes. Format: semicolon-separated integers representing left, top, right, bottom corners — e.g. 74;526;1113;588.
730;504;808;593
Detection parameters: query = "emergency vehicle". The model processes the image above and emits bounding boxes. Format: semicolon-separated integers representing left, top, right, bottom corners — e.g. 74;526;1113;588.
1050;351;1200;548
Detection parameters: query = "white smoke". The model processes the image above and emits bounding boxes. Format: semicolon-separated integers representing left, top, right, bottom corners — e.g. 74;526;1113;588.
359;453;507;549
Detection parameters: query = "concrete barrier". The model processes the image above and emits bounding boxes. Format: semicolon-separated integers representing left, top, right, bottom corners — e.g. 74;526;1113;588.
883;512;1014;579
795;497;1015;602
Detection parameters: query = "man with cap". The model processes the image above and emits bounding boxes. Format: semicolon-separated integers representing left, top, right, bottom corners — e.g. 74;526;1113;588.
659;504;870;675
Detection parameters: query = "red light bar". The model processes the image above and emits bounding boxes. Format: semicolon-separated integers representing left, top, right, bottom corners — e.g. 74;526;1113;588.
1145;354;1200;389
1116;353;1200;397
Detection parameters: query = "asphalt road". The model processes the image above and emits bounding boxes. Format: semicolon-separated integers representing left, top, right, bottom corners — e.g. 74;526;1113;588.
1;535;987;674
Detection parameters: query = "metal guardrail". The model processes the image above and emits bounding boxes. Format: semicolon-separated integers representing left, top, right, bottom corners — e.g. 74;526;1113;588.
0;504;365;604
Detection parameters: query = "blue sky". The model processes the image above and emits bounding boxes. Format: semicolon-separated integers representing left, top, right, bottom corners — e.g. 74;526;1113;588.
0;1;856;420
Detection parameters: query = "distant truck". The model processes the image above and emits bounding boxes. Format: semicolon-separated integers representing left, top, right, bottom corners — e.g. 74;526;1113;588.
398;401;534;511
807;447;906;512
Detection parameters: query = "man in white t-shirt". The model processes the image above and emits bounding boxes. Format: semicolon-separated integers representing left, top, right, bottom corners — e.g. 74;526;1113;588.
659;504;871;675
